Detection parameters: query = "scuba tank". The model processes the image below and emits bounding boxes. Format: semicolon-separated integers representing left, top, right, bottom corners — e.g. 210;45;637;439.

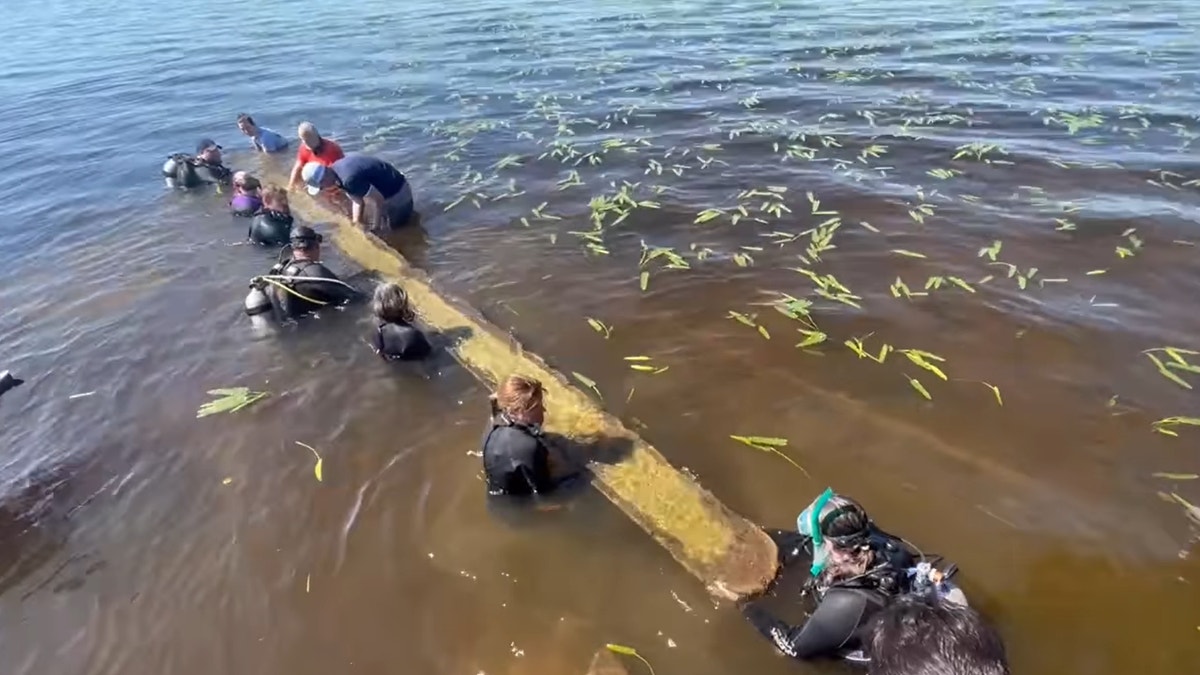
244;284;272;317
162;155;182;188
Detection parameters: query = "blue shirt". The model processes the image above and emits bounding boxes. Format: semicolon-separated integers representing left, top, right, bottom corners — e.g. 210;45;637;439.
332;153;407;200
252;127;289;153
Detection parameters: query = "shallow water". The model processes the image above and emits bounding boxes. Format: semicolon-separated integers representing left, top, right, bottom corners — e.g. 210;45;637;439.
2;0;1200;673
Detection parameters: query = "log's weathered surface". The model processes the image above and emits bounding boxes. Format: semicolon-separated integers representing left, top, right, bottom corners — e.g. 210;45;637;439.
266;175;779;598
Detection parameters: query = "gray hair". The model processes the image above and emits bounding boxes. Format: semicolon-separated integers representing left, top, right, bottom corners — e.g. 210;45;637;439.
372;282;414;323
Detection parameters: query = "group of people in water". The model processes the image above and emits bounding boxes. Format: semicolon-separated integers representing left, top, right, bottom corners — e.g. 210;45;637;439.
163;116;1009;674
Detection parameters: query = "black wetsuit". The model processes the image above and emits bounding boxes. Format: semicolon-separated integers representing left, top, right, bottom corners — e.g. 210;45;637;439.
248;210;294;246
165;154;232;188
371;321;431;361
482;413;554;496
267;258;354;319
742;529;916;662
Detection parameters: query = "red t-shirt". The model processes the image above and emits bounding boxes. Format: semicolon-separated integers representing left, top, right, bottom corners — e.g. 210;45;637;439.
296;139;345;167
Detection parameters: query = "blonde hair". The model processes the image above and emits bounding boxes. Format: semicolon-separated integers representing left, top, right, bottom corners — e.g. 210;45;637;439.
262;184;289;212
495;375;544;420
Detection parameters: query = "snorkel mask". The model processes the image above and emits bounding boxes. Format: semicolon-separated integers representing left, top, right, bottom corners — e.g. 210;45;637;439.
797;488;874;577
797;488;835;577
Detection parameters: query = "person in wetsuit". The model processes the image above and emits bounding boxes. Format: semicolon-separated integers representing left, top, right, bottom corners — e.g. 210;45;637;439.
868;594;1009;675
482;375;555;497
369;282;430;361
162;138;233;188
737;492;924;663
261;226;355;320
248;184;294;246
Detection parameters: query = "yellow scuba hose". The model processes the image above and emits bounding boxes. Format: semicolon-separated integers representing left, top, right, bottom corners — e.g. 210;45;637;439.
255;277;328;306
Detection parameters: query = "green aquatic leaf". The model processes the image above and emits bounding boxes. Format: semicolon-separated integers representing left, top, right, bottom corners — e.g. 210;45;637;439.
757;325;770;340
586;317;612;339
196;387;269;418
728;311;757;327
730;435;788;447
1144;353;1194;390
623;356;652;362
891;249;927;259
572;372;603;400
605;644;657;675
639;271;649;292
795;330;827;349
296;441;324;482
905;375;932;401
901;350;948;380
980;382;1003;406
1152;473;1199;480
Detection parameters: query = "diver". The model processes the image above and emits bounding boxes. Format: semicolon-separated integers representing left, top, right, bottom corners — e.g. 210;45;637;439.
727;490;964;664
229;171;263;216
868;594;1009;675
369;282;431;361
0;370;24;399
247;184;294;246
482;375;556;497
162;138;233;189
243;225;357;323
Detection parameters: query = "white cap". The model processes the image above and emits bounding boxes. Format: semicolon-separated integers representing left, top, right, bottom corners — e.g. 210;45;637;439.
300;162;326;195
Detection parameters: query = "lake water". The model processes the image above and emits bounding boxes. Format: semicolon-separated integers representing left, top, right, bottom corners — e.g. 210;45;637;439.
2;0;1200;673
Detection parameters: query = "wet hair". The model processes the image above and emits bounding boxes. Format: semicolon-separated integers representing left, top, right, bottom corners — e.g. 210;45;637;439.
821;495;871;542
372;282;415;323
868;595;1009;675
237;113;255;126
818;496;875;585
234;173;262;192
261;184;289;212
494;375;544;421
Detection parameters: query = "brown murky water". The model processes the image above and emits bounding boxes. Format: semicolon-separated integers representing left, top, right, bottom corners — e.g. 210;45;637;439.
3;1;1200;674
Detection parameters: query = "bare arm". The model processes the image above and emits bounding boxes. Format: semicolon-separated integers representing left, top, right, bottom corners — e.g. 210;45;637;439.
288;159;304;189
348;194;366;224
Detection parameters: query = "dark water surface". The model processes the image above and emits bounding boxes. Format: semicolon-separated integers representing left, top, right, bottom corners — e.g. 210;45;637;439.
3;1;1200;673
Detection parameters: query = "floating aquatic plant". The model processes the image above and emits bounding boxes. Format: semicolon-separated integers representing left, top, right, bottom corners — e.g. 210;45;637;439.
730;435;809;476
296;441;324;482
605;644;656;675
196;388;269;418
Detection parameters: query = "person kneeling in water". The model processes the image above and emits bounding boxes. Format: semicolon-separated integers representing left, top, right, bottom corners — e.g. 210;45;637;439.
732;490;963;663
482;376;556;497
867;594;1009;675
370;282;430;361
245;225;356;321
248;184;294;246
230;172;263;216
162;138;232;189
300;153;414;230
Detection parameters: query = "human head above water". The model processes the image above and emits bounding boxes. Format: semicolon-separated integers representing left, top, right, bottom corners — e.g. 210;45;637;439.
289;225;323;257
196;138;222;164
372;282;415;323
261;184;289;213
298;122;324;149
494;375;545;426
867;595;1009;675
300;162;338;195
236;113;259;136
232;171;261;193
